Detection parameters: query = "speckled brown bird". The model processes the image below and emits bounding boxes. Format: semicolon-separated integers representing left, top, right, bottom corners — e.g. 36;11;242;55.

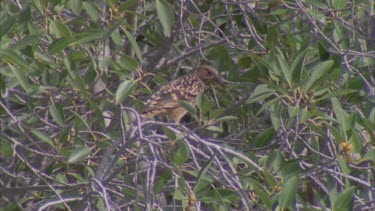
141;65;223;123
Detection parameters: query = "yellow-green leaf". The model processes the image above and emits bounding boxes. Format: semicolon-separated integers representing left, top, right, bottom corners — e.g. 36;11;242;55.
115;80;137;105
49;103;64;126
83;2;99;21
155;0;173;37
67;147;91;163
278;176;298;210
124;29;143;63
31;129;55;147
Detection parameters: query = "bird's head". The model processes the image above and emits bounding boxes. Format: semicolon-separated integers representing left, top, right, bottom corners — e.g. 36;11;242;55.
195;65;224;84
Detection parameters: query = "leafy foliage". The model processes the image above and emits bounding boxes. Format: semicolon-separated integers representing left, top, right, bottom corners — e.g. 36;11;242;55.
1;0;374;210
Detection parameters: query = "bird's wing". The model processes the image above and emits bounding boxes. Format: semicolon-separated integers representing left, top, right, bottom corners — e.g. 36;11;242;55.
144;88;180;110
143;78;201;111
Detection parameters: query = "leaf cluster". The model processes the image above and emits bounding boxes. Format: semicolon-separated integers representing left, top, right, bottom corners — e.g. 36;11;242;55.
0;0;374;210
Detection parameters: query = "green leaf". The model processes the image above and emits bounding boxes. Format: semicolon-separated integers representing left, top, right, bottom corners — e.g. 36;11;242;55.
196;91;204;111
0;140;13;157
254;127;275;148
87;100;105;128
206;126;223;132
311;137;320;166
362;149;375;162
213;189;239;204
119;55;139;71
304;60;334;91
146;33;164;48
120;0;138;10
330;186;355;210
245;178;272;208
69;109;97;141
67;146;91;163
48;37;75;53
173;189;185;200
263;170;277;188
55;173;68;183
207;45;231;70
70;0;82;14
288;105;300;118
367;107;375;125
278;176;298;210
214;116;238;123
325;123;343;142
338;155;351;175
270;9;290;16
304;0;326;8
349;129;362;153
49;20;71;38
173;140;190;165
10;34;41;49
110;28;122;45
195;91;212;116
266;25;279;49
194;156;215;194
1;49;29;68
193;178;211;197
280;159;300;180
49;103;64;127
291;48;307;84
333;23;349;50
286;29;296;52
256;97;280;117
115;80;137;105
247;84;274;103
269;103;281;130
202;102;213;118
179;100;197;117
317;89;358;101
208;108;225;119
0;15;16;38
31;129;55;147
82;66;97;86
307;9;326;23
264;150;284;171
331;97;351;135
0;74;4;92
83;2;99;21
124;29;143;63
251;54;274;72
70;30;106;45
331;0;348;9
318;42;330;60
9;65;30;94
155;0;173;37
162;126;176;140
275;48;292;85
300;107;311;123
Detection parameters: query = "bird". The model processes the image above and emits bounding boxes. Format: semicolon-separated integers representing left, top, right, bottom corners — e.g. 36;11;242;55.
141;65;223;123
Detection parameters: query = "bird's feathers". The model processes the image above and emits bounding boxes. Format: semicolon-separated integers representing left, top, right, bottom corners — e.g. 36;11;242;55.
141;65;220;122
